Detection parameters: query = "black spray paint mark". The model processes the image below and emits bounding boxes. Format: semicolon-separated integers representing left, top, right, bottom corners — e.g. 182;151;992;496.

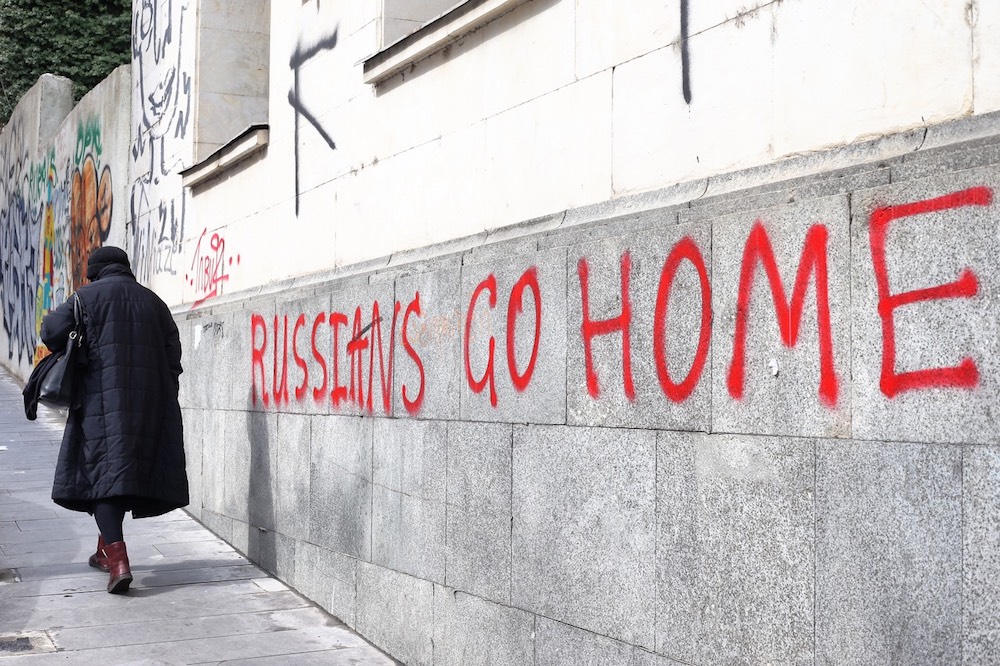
288;28;339;216
680;0;691;104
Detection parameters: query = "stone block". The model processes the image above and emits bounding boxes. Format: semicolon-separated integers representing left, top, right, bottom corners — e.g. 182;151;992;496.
445;422;513;603
230;519;250;557
712;195;852;438
266;293;333;417
771;0;971;157
215;311;245;411
325;276;396;418
688;0;772;34
686;12;777;174
479;0;576;120
432;587;534;666
460;247;568;424
921;117;1000;153
310;416;373;560
371;419;447;582
816;440;962;665
575;0;678;79
790;167;891;202
244;302;277;412
964;445;1000;664
633;650;687;666
197;29;269;97
975;0;1000;113
223;410;251;525
200;0;270;33
275;414;311;541
611;47;693;198
201;410;226;516
541;208;677;251
180;315;208;411
181;408;203;521
356;563;433;666
223;409;278;530
183;311;244;413
481;72;612;230
682;188;796;224
567;219;712;430
248;528;296;583
393;260;463;420
199;509;234;544
851;169;1000;444
176;318;198;411
535;617;634;665
511;425;655;648
372;418;447;501
656;431;815;664
893;142;1000;183
295;541;358;626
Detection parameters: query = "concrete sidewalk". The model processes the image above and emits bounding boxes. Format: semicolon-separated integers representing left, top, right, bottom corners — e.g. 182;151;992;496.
0;367;397;664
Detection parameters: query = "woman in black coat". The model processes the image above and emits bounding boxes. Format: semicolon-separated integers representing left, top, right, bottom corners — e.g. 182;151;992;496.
40;246;189;594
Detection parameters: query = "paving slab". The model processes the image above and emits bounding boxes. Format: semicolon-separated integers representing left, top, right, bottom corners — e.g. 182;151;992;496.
0;365;399;665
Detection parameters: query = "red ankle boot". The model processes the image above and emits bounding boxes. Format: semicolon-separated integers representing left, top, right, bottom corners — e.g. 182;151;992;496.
88;535;109;572
103;541;132;594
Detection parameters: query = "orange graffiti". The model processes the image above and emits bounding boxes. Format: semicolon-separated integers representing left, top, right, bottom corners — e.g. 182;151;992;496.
70;156;113;289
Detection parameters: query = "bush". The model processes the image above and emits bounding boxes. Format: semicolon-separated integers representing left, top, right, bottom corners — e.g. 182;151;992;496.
0;0;131;123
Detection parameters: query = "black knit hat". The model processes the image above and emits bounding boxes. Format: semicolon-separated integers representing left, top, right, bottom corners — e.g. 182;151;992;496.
86;246;130;281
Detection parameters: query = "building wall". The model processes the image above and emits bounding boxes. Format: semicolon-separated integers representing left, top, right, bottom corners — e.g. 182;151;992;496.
0;1;998;664
0;68;131;380
158;0;1000;308
178;121;1000;663
164;7;999;659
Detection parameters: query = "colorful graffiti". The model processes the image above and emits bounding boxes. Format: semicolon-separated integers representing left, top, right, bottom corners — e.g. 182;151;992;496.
70;127;113;291
34;158;59;362
0;108;119;370
247;185;989;417
0;121;40;366
130;0;192;283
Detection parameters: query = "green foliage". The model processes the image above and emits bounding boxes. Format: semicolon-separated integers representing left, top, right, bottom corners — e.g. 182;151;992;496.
0;0;132;124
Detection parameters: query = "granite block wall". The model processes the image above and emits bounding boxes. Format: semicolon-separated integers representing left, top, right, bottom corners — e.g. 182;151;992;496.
177;129;1000;665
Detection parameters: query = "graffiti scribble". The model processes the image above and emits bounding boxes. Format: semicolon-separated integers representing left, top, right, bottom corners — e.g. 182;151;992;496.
130;0;192;283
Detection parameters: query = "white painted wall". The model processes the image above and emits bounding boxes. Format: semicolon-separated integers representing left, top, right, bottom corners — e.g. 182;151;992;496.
150;0;998;309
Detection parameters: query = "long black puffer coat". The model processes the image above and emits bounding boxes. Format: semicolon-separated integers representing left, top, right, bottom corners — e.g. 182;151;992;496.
40;262;189;518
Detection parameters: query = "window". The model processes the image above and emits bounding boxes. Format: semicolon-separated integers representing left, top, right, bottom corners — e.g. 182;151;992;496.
382;0;460;46
364;0;531;85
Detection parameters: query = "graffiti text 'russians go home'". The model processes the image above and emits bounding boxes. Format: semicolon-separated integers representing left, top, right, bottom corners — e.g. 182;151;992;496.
249;187;991;415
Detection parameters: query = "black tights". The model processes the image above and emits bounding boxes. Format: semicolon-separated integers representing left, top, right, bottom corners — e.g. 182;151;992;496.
93;499;127;544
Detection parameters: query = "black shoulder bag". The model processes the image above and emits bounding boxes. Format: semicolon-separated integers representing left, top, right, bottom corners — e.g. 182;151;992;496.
39;293;84;407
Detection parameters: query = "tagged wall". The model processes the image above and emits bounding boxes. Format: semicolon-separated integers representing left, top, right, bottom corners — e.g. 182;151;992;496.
0;68;131;380
130;0;195;299
181;0;1000;302
179;124;1000;664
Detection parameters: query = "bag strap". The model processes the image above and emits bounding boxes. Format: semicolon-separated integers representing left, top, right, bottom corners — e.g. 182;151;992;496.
72;293;83;344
